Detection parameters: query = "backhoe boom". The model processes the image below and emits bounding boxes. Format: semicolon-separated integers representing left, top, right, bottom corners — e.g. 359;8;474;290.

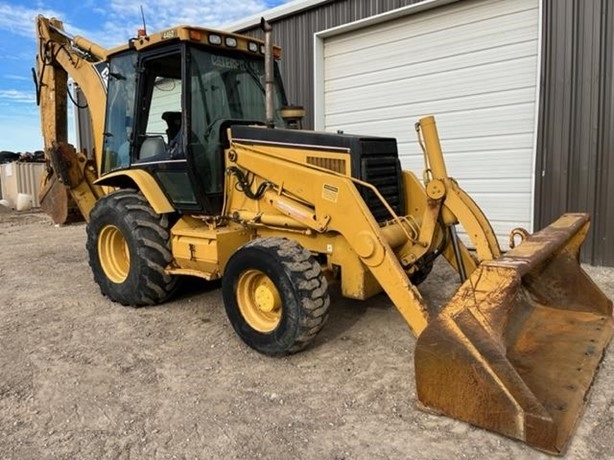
34;16;108;223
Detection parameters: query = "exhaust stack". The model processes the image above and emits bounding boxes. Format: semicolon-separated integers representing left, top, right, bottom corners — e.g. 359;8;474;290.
261;18;275;129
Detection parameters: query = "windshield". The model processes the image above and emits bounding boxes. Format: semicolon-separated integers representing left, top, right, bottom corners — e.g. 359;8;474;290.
101;53;137;173
189;48;286;132
188;47;287;195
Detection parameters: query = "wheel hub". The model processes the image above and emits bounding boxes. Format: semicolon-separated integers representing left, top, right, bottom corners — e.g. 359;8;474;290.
254;281;281;313
237;269;282;332
98;224;130;284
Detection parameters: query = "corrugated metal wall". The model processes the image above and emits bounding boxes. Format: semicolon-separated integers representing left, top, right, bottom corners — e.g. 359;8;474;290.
236;0;430;129
535;0;614;265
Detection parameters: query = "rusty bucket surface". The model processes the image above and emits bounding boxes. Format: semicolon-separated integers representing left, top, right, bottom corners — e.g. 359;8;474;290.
38;174;84;225
38;142;86;225
415;213;613;455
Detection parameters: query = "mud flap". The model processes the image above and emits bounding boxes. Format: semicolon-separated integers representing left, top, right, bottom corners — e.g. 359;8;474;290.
415;213;613;455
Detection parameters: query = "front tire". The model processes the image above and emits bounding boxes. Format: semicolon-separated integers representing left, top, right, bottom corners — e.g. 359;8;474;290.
222;237;330;356
86;189;178;306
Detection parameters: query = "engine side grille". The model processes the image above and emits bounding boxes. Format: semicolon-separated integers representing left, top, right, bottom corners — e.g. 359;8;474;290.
306;156;347;174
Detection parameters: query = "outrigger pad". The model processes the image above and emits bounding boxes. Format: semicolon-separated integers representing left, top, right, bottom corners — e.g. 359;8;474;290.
414;213;613;455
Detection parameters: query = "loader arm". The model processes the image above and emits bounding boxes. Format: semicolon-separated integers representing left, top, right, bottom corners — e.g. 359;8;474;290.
229;139;431;336
411;116;501;274
34;15;108;223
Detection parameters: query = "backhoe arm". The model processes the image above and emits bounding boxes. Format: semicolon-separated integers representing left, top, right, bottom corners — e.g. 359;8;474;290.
34;15;108;223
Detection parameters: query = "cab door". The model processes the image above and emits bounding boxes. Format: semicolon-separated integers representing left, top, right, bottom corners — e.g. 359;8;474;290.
131;47;205;212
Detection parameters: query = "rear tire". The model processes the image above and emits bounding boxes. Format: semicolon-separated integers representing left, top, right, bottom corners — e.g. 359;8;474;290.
86;189;178;306
222;237;330;356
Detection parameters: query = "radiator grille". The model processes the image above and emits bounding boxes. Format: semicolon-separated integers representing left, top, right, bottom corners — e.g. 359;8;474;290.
361;155;403;222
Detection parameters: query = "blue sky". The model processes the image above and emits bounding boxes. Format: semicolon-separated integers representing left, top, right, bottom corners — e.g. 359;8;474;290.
0;0;290;153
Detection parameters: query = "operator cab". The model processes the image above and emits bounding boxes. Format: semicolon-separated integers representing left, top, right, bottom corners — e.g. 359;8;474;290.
101;28;288;214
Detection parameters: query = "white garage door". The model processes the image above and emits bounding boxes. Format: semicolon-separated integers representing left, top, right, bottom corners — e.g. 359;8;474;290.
318;0;540;243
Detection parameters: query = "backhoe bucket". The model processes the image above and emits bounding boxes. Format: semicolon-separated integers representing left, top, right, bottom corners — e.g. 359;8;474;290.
415;213;613;455
38;142;88;225
38;173;83;225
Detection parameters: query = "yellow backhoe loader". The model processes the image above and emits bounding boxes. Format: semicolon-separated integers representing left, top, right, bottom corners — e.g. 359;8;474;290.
34;15;612;455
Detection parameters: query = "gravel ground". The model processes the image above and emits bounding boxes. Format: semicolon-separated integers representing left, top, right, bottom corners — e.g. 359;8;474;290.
0;208;613;459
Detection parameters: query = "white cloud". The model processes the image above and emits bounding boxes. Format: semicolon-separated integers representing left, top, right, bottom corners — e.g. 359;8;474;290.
0;2;98;43
0;3;59;38
0;89;35;103
0;1;287;46
114;0;275;27
98;0;280;46
4;75;30;81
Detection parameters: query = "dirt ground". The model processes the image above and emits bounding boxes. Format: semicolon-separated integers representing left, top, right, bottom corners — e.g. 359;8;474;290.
1;208;613;460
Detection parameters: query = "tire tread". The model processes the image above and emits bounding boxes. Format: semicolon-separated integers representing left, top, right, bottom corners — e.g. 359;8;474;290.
86;189;178;307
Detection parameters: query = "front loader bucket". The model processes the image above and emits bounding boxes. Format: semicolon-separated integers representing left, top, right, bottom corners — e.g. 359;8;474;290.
415;213;613;455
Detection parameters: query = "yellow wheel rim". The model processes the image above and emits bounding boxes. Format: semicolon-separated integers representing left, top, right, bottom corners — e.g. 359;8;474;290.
98;224;130;283
237;269;282;332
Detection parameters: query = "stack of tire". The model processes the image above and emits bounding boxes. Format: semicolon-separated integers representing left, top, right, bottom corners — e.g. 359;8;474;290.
0;151;20;164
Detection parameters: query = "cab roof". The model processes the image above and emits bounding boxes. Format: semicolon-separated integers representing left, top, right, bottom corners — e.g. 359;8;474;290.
106;25;281;59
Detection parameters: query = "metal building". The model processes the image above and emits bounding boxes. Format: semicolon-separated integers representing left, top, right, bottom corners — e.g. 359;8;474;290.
228;0;614;266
